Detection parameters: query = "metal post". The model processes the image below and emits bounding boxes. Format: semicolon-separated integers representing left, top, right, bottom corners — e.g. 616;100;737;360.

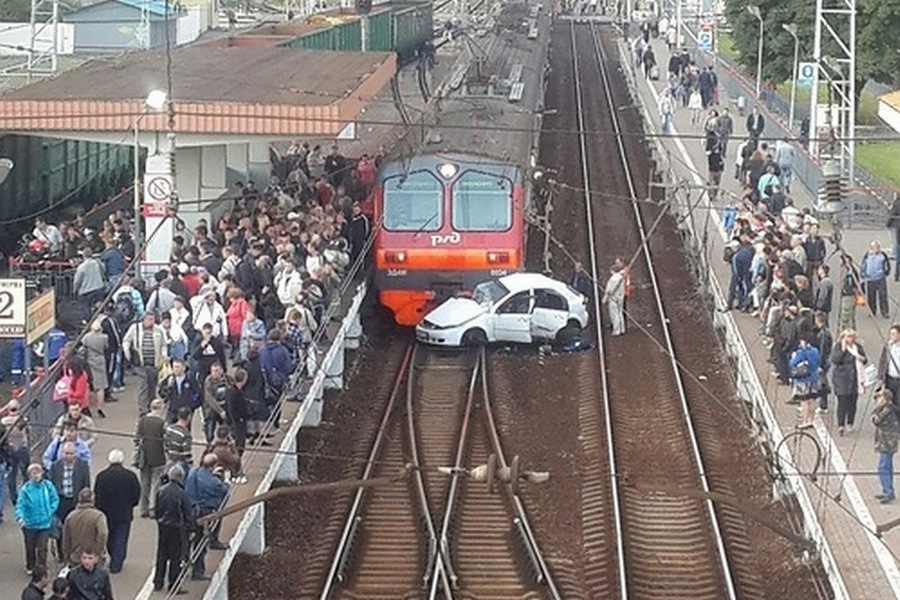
847;0;856;187
755;19;763;99
783;24;799;132
809;0;823;158
133;120;141;277
676;0;682;49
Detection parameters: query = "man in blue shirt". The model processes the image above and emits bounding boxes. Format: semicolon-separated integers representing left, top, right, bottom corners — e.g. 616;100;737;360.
43;422;91;470
100;236;126;292
861;240;891;318
185;454;229;580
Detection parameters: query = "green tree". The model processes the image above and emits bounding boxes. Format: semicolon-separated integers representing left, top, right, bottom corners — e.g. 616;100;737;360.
857;0;900;88
0;0;33;22
723;0;900;92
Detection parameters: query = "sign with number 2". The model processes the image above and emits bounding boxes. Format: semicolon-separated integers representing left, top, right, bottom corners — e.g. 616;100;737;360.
0;279;27;338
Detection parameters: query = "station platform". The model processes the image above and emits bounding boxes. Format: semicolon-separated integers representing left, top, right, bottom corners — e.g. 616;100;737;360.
0;366;314;598
621;29;900;599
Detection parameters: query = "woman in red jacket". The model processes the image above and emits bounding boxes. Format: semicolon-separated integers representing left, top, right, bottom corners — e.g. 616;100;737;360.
226;287;250;357
66;357;91;415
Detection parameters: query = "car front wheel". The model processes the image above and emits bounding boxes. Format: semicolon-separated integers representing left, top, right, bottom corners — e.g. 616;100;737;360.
461;329;488;346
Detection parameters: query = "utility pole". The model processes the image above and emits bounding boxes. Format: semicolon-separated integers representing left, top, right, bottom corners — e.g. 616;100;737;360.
809;0;856;188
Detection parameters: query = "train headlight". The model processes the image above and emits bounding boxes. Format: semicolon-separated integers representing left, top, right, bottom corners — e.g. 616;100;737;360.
385;251;407;263
438;163;458;179
487;251;510;264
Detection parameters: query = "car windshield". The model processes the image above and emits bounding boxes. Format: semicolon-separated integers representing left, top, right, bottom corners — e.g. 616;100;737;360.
452;170;513;231
473;279;509;306
383;171;443;231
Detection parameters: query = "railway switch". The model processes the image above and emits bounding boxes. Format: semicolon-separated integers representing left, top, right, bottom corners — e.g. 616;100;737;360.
437;454;549;494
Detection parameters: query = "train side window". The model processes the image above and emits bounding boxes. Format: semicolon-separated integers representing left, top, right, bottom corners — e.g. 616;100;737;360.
382;170;443;231
534;289;567;311
496;291;531;314
452;170;513;231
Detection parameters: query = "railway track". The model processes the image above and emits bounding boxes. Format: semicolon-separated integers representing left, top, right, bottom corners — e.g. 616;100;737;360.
565;19;752;599
319;344;560;599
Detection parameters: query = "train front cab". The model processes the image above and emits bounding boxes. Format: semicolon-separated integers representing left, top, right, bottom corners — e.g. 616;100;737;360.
374;159;525;326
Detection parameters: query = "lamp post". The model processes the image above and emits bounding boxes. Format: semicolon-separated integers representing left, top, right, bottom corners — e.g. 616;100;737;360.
783;23;800;132
746;6;764;99
134;89;168;277
0;158;13;186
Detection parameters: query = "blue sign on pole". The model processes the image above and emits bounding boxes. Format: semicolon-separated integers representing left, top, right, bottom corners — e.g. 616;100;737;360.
698;29;713;52
797;62;817;88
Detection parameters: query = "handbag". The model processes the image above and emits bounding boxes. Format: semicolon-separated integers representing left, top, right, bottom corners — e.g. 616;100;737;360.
855;292;866;307
43;483;63;539
49;514;63;540
791;360;810;379
52;374;71;403
864;363;880;387
158;359;173;381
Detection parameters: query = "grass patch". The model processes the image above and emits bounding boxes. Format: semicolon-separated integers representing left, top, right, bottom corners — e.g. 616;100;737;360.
717;31;739;61
856;142;900;187
772;81;881;125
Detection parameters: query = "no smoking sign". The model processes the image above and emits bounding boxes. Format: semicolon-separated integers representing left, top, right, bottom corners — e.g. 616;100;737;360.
145;175;173;201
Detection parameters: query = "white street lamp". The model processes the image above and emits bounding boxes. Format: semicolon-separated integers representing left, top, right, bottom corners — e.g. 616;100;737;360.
746;6;764;99
782;23;800;132
134;89;167;277
0;158;13;186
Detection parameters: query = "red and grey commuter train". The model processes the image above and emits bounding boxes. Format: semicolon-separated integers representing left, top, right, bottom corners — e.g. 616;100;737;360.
373;152;527;326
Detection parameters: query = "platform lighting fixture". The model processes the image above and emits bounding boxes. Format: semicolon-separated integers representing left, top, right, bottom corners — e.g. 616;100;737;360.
782;24;800;132
438;163;458;179
0;158;13;186
746;6;764;99
145;89;168;112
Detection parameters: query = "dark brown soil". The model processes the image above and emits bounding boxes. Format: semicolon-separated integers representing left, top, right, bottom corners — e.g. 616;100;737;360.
228;334;408;599
487;348;587;576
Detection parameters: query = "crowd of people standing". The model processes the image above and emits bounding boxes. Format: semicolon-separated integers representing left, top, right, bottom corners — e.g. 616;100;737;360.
0;140;375;597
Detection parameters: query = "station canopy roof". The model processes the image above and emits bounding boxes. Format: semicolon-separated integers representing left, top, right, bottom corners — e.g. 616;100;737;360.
0;45;396;137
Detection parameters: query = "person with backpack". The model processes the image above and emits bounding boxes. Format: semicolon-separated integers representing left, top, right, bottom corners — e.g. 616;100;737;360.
112;280;143;332
260;330;297;423
789;336;821;429
860;240;891;319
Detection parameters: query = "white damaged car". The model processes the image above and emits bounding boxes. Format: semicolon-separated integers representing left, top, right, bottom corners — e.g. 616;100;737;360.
416;273;589;347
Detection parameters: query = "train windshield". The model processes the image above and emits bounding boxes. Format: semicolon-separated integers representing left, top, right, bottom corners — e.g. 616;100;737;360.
473;279;509;306
452;171;513;231
382;171;443;231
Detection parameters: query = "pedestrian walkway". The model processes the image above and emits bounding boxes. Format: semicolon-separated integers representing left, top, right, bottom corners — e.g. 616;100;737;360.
624;31;900;600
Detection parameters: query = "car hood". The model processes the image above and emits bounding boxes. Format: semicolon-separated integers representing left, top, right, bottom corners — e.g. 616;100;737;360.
424;298;486;328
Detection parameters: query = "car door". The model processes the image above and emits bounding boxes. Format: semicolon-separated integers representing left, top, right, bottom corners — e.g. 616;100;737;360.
531;288;570;340
492;290;533;343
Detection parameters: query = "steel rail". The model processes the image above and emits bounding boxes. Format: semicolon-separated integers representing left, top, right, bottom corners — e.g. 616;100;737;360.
318;344;415;599
427;348;482;599
585;20;738;599
568;18;628;600
409;346;455;599
480;348;563;599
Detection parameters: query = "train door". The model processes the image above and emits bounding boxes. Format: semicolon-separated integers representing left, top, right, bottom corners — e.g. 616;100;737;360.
531;288;569;340
493;290;533;343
